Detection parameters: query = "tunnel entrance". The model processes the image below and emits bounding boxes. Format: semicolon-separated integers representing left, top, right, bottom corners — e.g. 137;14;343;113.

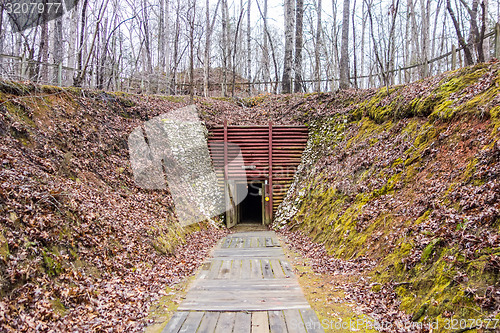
238;181;263;223
208;122;309;227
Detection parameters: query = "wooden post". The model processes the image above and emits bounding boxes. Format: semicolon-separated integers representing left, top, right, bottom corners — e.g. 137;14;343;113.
223;119;229;226
20;56;26;80
451;45;457;70
57;63;63;86
268;121;273;222
495;23;500;59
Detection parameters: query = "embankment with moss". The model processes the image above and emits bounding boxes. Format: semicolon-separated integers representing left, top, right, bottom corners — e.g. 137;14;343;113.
275;62;500;328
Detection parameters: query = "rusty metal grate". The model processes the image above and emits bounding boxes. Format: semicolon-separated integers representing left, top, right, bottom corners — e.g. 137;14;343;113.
208;121;308;220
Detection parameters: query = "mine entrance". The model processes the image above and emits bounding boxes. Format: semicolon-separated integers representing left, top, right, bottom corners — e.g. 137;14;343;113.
208;122;308;227
238;181;263;223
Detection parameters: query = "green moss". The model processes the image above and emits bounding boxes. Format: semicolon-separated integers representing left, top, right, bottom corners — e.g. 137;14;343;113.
159;95;186;103
0;231;9;261
40;85;65;94
421;238;442;262
0;80;35;95
42;249;63;277
65;86;83;96
50;298;67;316
151;222;202;255
241;94;270;107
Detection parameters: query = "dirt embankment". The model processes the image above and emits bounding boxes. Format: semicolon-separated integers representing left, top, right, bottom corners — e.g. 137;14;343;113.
0;84;232;332
273;62;500;330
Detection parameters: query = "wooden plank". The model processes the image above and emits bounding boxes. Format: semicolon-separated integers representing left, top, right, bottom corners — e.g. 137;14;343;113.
222;238;231;248
268;311;287;333
280;260;294;277
218;260;232;279
178;303;311;311
178;311;204;333
212;248;283;257
241;259;251;279
234;312;252;333
214;312;236;333
198;262;211;279
250;259;262;279
182;290;306;300
251;312;269;333
189;279;302;290
229;238;237;248
270;259;285;279
284;309;307;333
299;309;324;333
262;259;273;279
230;259;241;280
207;260;223;279
236;237;245;248
197;312;220;333
161;311;188;333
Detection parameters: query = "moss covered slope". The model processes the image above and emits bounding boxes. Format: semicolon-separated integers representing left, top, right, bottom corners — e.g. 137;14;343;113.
275;62;500;328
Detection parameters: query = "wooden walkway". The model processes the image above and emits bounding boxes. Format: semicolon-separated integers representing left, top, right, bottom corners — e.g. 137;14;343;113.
162;231;324;333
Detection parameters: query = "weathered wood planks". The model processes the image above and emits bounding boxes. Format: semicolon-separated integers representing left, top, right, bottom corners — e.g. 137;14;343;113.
161;231;324;332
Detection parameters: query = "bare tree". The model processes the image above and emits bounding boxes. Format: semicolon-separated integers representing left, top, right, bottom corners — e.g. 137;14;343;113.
282;0;294;93
447;0;474;65
142;0;153;73
188;0;196;100
52;17;64;82
339;0;350;89
246;0;251;94
314;0;322;92
74;0;89;86
262;0;270;91
294;0;304;92
221;0;229;96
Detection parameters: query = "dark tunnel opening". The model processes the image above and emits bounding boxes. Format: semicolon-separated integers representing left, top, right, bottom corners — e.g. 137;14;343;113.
239;181;262;223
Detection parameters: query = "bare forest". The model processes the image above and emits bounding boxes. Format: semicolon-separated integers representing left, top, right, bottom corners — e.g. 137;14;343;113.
0;0;499;95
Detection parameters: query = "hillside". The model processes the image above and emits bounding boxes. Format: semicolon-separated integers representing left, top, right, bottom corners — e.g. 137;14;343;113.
0;85;228;331
0;61;499;332
274;62;500;330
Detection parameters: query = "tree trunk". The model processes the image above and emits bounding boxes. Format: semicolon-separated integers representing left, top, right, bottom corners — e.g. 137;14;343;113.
246;0;251;95
447;0;474;65
38;21;49;82
262;0;270;91
172;0;181;94
159;0;166;71
339;0;350;89
0;3;4;64
189;0;196;100
351;0;357;88
360;0;367;87
142;0;153;73
222;0;229;96
314;0;322;91
74;0;89;86
281;0;294;93
294;0;304;93
204;0;211;97
53;16;64;84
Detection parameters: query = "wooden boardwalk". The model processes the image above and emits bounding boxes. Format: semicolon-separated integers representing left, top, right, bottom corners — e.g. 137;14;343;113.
162;231;324;333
